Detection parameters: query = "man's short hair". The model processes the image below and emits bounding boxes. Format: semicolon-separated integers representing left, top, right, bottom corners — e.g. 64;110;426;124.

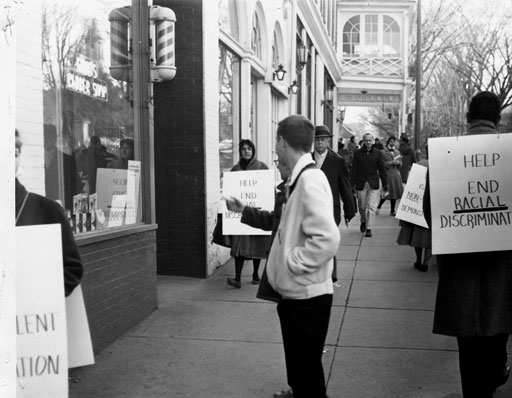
277;115;314;153
468;91;501;124
363;133;374;141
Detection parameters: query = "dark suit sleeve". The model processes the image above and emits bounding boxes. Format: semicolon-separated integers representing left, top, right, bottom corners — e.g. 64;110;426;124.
350;151;358;187
241;207;274;231
338;158;356;220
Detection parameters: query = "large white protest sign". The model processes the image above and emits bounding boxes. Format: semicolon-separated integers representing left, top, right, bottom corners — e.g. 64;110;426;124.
429;134;512;254
66;285;94;369
16;224;68;398
396;163;429;228
222;169;275;235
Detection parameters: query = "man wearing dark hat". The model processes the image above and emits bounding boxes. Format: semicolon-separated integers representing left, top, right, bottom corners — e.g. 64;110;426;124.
313;125;356;281
313;125;355;226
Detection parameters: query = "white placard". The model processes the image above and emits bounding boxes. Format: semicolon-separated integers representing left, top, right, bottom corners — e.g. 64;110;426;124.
396;163;429;228
125;161;141;225
66;285;94;369
16;225;68;398
108;194;127;227
222;170;275;235
429;134;512;254
95;168;127;212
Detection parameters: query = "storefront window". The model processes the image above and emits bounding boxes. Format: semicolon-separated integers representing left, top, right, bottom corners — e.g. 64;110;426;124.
41;0;141;233
218;0;239;40
218;43;241;175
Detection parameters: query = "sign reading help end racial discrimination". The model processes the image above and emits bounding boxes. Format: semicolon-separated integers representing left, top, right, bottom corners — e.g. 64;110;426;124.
428;133;512;255
222;169;275;235
396;163;429;228
16;224;68;398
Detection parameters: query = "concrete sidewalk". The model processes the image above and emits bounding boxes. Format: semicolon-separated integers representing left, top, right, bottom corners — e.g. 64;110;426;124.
69;205;512;398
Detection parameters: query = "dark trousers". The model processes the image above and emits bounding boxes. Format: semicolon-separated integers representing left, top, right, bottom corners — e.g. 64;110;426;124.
277;294;332;398
457;333;509;398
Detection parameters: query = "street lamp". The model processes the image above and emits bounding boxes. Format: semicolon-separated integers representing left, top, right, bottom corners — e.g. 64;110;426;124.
288;80;299;95
321;88;334;106
337;105;346;124
273;64;287;81
297;44;307;70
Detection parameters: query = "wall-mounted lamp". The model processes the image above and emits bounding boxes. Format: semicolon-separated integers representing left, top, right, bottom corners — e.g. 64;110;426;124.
289;80;299;95
321;88;334;106
361;90;368;95
297;44;307;70
337;105;346;123
273;64;287;81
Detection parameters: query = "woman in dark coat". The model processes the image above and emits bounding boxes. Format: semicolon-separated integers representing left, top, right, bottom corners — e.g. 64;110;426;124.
227;139;270;288
15;130;83;296
425;92;512;398
377;136;403;216
398;135;416;183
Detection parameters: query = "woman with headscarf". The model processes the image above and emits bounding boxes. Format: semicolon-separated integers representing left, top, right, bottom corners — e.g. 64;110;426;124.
377;135;404;216
227;139;270;288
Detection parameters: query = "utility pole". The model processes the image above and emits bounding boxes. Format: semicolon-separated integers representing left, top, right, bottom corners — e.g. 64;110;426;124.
414;0;422;150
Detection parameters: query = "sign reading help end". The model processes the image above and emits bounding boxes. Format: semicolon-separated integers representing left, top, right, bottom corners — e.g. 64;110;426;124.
428;133;512;255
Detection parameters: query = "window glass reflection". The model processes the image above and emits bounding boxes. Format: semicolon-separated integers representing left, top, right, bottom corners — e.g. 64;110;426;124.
219;43;241;175
42;0;139;233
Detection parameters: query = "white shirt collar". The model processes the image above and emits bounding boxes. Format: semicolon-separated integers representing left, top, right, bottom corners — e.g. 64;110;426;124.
288;153;315;187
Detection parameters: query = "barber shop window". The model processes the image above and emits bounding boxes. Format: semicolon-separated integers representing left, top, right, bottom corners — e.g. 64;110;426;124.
41;0;141;233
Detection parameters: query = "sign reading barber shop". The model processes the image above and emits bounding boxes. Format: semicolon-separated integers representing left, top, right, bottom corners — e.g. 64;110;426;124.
222;169;275;235
428;134;512;254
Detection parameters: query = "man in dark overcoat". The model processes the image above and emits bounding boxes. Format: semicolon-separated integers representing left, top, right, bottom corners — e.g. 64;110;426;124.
427;91;511;398
313;125;356;281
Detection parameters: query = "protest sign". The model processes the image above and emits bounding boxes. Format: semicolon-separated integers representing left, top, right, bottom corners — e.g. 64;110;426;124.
108;194;127;227
96;168;127;213
16;224;68;398
125;161;141;225
66;285;94;369
396;163;428;228
429;134;512;254
222;169;275;235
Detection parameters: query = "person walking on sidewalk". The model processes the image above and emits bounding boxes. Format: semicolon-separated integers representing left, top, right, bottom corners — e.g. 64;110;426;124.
265;115;340;398
350;133;388;238
313;125;356;282
425;91;511;398
377;135;403;216
227;139;270;288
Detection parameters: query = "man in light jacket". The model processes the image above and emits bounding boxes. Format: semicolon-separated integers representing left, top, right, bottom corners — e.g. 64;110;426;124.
267;115;340;398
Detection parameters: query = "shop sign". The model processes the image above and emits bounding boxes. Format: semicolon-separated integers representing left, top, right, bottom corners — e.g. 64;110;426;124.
429;133;512;254
338;93;400;104
222;169;275;235
396;163;428;228
16;224;68;397
65;71;108;101
125;161;141;225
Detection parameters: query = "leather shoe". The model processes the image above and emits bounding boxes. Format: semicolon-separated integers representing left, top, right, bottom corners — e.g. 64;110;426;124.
360;222;366;233
227;278;241;288
415;263;428;272
365;229;372;237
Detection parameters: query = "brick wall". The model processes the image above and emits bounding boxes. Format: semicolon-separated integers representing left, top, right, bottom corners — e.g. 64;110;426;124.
154;0;208;277
78;230;157;354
